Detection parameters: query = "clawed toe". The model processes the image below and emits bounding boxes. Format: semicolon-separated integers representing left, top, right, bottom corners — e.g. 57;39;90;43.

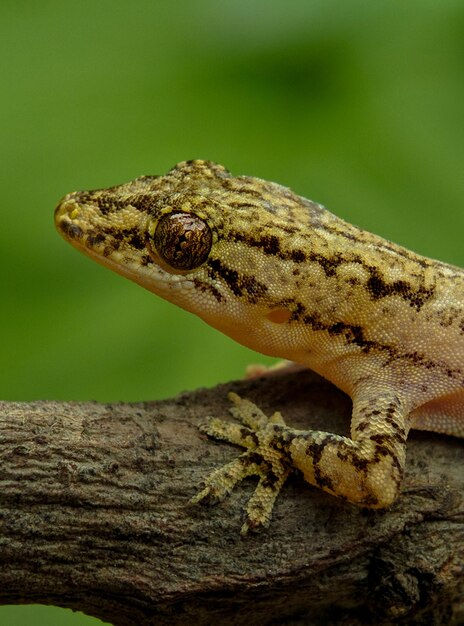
193;394;292;532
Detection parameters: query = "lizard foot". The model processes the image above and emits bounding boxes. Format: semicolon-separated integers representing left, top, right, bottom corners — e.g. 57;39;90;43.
191;392;292;534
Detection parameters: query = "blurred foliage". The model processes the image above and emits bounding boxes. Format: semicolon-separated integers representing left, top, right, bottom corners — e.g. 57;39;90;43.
0;1;463;624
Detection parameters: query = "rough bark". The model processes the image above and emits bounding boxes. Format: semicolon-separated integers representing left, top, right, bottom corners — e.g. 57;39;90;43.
0;370;462;626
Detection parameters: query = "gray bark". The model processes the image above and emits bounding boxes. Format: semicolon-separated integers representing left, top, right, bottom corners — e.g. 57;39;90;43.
0;370;463;625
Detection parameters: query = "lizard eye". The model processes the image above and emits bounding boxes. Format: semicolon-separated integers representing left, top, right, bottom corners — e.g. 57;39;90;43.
151;211;213;271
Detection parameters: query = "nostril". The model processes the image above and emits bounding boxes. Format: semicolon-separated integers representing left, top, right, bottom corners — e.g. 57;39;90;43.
54;195;76;219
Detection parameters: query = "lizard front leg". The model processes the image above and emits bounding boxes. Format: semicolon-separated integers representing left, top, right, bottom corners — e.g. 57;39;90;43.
193;389;409;534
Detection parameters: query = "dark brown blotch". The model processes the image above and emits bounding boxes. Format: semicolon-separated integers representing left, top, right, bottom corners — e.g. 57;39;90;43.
208;257;268;302
366;267;435;310
60;220;83;240
192;278;225;303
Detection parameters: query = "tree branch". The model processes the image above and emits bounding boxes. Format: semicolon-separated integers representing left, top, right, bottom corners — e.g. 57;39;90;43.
0;371;463;625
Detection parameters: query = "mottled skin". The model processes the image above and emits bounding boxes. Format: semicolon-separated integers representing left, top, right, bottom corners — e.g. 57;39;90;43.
55;160;464;533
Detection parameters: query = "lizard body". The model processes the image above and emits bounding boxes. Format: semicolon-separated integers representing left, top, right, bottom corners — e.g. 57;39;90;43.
55;160;464;533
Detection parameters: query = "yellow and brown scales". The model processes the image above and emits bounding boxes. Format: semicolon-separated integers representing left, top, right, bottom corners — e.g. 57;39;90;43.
55;160;464;534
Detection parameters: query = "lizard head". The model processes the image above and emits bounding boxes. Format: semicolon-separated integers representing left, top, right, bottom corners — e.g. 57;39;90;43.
54;160;324;354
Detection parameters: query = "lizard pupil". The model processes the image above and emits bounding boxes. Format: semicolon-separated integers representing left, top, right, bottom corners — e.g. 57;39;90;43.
153;211;212;271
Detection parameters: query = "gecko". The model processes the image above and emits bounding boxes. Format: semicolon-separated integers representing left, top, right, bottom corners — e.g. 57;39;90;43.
54;159;464;534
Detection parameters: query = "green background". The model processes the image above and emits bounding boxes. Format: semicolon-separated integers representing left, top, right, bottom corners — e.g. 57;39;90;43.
1;1;463;624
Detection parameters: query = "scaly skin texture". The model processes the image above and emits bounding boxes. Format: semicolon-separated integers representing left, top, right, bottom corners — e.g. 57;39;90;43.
55;160;464;533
